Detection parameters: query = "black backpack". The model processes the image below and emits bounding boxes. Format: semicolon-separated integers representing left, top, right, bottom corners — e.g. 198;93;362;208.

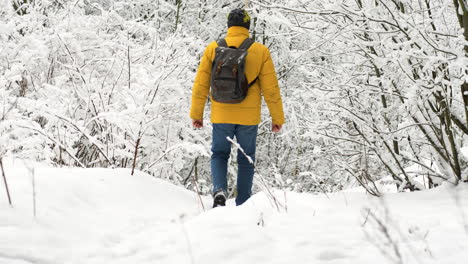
210;38;258;104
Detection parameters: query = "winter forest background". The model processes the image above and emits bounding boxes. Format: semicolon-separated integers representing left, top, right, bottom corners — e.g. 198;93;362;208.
1;0;467;197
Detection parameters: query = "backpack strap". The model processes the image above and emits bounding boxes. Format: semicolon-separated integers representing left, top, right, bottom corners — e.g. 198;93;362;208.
248;76;259;88
239;38;255;50
217;39;228;47
217;38;255;49
241;38;258;87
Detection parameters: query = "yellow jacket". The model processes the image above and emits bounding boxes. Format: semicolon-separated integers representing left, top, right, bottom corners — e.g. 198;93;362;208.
190;26;285;125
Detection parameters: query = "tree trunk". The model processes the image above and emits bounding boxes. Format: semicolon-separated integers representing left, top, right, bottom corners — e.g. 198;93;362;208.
131;138;141;176
174;0;182;32
453;0;468;126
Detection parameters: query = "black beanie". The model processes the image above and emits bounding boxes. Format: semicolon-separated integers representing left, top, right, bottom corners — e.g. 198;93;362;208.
227;9;251;30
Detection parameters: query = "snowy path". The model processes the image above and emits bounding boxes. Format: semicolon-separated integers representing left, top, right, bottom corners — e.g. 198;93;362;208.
1;160;467;264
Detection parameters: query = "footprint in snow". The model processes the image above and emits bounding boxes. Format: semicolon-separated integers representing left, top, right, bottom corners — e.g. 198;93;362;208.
317;249;348;261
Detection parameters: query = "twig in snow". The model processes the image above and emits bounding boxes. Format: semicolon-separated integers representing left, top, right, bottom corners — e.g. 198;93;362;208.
283;191;288;213
0;158;12;206
342;192;348;206
361;208;371;227
452;186;468;235
226;136;286;212
33;168;36;218
192;157;206;212
25;164;37;218
257;212;265;227
363;199;428;264
364;209;403;264
180;221;196;264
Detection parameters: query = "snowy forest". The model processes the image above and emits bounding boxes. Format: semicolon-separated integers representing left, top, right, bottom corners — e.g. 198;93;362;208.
1;0;467;196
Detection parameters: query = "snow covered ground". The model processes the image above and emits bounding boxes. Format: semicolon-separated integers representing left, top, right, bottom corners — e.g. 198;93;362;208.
1;159;467;264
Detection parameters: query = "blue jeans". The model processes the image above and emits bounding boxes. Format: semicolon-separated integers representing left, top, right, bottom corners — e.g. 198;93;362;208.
211;123;258;206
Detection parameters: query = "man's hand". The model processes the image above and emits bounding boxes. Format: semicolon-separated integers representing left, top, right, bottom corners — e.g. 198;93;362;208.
192;119;203;129
272;124;282;132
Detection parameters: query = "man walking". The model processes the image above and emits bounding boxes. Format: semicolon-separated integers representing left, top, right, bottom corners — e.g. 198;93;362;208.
190;9;285;207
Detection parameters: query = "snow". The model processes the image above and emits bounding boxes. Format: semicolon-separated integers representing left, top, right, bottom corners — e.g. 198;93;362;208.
461;146;468;160
1;159;468;264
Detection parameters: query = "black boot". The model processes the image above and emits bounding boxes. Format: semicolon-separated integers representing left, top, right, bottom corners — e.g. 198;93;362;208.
212;190;226;208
